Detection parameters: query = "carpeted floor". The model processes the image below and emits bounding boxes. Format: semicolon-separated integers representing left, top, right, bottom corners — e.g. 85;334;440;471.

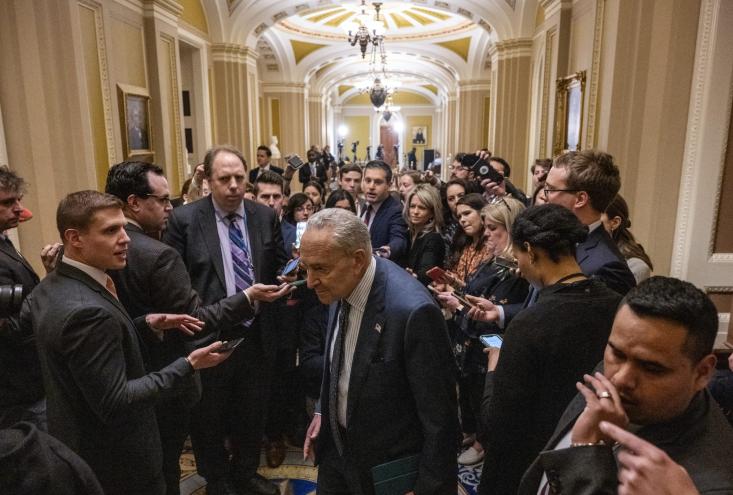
179;443;482;494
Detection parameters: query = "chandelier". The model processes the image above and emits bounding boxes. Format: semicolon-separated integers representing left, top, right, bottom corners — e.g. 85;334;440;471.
345;1;384;59
379;95;400;122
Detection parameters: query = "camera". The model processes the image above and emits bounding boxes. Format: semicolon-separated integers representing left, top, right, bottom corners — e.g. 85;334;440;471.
460;154;504;184
0;284;25;318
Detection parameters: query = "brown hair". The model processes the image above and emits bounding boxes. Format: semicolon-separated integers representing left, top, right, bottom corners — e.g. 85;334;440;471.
0;166;27;194
57;190;123;238
553;150;621;212
605;194;653;270
203;145;247;178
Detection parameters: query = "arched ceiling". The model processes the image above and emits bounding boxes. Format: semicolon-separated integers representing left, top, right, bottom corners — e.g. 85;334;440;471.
202;1;538;105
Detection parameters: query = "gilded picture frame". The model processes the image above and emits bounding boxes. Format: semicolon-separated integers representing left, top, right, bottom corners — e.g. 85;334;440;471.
117;84;154;159
553;71;587;156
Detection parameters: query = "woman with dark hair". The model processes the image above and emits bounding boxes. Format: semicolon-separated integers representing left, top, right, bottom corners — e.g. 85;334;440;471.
324;189;356;214
602;194;653;283
281;193;313;253
404;184;445;285
441;179;467;255
448;194;493;281
303;180;325;212
437;197;529;466
468;204;623;495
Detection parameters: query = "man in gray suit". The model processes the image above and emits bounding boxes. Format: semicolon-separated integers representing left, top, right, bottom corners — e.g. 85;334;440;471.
25;190;232;495
104;161;291;495
518;276;733;494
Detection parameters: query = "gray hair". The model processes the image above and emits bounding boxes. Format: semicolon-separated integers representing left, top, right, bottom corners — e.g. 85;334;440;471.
307;208;372;254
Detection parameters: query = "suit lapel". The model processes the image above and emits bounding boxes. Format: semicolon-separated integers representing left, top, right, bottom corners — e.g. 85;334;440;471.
0;238;40;283
576;227;601;265
244;200;263;282
346;259;386;426
57;262;135;325
198;198;226;288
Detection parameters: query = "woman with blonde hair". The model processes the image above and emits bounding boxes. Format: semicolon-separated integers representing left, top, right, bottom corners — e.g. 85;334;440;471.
436;196;529;466
404;184;445;285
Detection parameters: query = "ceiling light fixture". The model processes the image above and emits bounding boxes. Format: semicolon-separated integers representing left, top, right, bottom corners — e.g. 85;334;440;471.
345;1;384;59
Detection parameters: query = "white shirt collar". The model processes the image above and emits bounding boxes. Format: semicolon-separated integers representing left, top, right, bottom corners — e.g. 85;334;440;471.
62;255;109;288
345;256;376;311
587;219;603;233
212;197;245;221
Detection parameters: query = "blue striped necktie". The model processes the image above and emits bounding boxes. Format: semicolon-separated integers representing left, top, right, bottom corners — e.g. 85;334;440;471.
227;213;255;291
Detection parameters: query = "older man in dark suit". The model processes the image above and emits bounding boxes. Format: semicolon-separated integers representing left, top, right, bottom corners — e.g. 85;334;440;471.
518;277;733;494
300;208;458;494
0;168;44;430
104;161;291;495
24;190;231;495
359;161;408;266
164;146;288;495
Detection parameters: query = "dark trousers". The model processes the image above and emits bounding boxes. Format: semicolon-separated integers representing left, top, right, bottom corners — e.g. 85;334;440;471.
190;328;273;483
458;372;485;437
156;397;192;495
265;346;301;441
317;443;374;495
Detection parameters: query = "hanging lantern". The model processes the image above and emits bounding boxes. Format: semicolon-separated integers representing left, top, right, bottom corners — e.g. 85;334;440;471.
369;78;388;108
382;110;392;121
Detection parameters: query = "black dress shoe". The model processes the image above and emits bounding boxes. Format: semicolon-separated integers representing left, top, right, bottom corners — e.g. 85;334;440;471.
237;474;279;495
205;479;239;495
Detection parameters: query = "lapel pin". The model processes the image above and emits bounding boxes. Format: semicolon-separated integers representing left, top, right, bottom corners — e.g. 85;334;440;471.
374;323;382;334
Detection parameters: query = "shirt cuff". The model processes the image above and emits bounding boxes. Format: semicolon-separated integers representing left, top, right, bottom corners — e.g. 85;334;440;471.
497;305;506;329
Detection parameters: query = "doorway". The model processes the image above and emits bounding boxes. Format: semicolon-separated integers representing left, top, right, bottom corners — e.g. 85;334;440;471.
379;124;399;167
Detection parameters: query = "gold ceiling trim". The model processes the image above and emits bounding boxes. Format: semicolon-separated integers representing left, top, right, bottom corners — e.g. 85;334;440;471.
290;39;328;64
277;19;476;42
338;85;354;96
324;10;356;27
306;8;347;23
403;9;435;26
413;7;451;21
423;84;439;94
300;5;335;18
436;37;471;61
389;12;413;28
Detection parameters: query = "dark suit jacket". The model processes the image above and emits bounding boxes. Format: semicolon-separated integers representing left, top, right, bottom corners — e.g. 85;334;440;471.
0;237;43;425
249;165;284;184
317;257;458;494
577;226;636;296
518;388;733;494
25;262;195;495
110;223;255;367
0;421;103;495
478;279;621;495
406;231;445;286
162;196;287;352
366;195;409;266
299;162;327;186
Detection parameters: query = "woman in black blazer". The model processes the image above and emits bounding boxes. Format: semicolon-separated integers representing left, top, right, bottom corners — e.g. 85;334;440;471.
404;184;445;285
467;205;623;495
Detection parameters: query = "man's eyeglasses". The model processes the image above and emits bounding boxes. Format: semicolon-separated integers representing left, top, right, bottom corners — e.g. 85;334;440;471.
141;193;172;205
542;187;580;200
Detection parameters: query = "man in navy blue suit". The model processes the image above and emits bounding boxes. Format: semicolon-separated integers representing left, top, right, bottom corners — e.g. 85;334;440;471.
359;161;408;265
543;149;636;296
300;208;457;494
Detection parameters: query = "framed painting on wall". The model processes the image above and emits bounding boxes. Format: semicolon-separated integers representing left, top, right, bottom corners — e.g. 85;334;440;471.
553;71;586;156
411;126;427;146
117;84;154;159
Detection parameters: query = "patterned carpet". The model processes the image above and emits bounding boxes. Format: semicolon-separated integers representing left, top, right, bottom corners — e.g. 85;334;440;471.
179;443;482;494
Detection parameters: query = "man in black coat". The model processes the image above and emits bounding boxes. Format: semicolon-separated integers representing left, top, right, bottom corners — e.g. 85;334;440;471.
24;190;231;495
104;161;291;495
518;277;733;494
301;208;458;494
299;149;328;187
249;145;284;184
0;168;44;430
163;146;288;495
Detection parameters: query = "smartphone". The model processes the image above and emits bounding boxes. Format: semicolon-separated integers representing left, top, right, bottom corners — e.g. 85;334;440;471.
287;154;306;170
289;279;307;288
479;334;503;348
213;337;244;353
426;266;447;283
461;154;504;184
427;285;475;309
280;257;300;276
294;221;307;249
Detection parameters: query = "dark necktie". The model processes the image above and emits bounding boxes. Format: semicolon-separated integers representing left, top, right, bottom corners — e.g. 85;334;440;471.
363;204;373;227
329;301;351;456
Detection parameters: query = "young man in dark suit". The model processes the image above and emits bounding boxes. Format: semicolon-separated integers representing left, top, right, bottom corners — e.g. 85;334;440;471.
518;277;733;494
300;208;458;494
25;190;231;495
0;167;44;430
104;161;291;495
163;146;288;495
360;160;408;265
299;149;328;187
249;145;284;185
